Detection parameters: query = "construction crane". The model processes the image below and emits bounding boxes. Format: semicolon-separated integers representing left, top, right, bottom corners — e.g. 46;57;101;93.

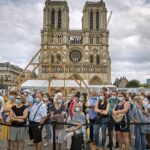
107;11;112;27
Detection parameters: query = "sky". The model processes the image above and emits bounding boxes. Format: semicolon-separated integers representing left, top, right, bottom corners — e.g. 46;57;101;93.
0;0;150;83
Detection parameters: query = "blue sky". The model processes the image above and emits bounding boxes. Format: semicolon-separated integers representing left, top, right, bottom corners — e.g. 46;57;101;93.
0;0;150;83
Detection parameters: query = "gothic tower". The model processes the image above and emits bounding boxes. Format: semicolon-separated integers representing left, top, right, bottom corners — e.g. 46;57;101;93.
39;0;111;86
82;0;111;84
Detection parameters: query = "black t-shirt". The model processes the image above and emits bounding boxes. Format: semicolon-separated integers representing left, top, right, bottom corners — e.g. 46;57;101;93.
11;105;27;127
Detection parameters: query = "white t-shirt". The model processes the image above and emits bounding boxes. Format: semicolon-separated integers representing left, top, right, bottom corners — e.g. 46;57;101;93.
0;96;5;116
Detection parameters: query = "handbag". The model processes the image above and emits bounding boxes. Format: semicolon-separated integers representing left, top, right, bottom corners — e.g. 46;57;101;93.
2;112;10;123
112;113;125;123
112;104;125;123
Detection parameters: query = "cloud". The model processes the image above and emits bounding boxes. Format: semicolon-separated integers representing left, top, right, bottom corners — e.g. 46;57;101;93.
0;0;150;83
106;0;150;83
0;0;44;66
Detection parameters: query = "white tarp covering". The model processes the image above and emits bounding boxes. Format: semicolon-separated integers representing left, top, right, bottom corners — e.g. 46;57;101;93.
21;80;116;90
21;80;116;93
21;80;89;88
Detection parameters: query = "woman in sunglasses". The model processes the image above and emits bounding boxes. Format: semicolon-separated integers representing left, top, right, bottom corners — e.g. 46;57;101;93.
9;94;28;150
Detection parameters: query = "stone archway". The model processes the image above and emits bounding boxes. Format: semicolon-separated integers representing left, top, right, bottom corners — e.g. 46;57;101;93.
89;76;103;85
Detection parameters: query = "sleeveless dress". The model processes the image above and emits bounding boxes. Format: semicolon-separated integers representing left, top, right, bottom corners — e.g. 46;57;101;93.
0;101;15;140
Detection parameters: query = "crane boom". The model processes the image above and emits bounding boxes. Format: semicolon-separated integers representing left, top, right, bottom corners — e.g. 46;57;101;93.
107;11;112;26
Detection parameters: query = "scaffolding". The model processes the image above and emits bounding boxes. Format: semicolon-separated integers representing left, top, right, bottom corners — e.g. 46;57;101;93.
10;29;89;95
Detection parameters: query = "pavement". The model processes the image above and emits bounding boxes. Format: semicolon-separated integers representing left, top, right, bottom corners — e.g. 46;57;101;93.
0;127;148;150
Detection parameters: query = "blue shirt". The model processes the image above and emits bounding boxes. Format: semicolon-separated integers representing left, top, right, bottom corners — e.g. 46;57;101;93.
25;95;33;112
25;95;33;104
89;96;98;119
72;112;86;124
29;101;47;123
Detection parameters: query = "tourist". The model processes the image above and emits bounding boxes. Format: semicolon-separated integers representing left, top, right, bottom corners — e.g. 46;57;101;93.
29;91;47;150
32;89;37;100
113;92;130;150
24;89;33;106
43;96;52;147
9;94;28;150
86;89;98;143
131;95;149;150
94;92;110;150
50;92;66;150
79;93;87;115
68;94;79;119
64;102;86;150
146;94;150;148
0;90;17;150
0;95;5;119
66;93;75;122
107;91;119;148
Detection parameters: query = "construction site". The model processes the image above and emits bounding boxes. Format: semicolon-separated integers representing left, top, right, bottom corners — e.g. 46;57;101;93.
9;0;113;96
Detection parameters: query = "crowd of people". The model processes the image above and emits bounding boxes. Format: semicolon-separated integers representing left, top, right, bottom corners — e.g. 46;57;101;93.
0;87;149;150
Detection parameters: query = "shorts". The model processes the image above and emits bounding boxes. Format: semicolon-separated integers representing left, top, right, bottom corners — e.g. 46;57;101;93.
55;129;64;144
29;121;43;143
9;127;27;141
115;122;130;132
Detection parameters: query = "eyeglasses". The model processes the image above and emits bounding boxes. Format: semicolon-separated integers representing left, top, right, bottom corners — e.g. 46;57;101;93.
16;97;21;99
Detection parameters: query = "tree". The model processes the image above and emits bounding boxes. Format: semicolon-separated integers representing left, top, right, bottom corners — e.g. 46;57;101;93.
127;79;140;88
140;84;150;88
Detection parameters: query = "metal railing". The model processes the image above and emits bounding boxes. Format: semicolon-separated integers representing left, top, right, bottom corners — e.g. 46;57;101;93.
0;120;150;150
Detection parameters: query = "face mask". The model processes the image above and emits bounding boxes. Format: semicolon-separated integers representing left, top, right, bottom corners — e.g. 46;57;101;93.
118;97;124;102
58;99;62;104
35;98;40;104
111;96;116;99
24;93;28;96
9;96;14;101
99;96;104;100
75;107;80;112
15;99;21;104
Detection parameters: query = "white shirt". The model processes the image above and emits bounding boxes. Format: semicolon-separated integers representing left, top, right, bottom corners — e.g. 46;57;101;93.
0;96;5;114
29;101;47;123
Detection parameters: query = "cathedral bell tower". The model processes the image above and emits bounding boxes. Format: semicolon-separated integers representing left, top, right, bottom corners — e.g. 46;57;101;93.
39;0;69;77
38;0;111;86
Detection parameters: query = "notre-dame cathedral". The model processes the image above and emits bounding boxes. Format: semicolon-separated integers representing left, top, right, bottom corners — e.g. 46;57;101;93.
38;0;111;85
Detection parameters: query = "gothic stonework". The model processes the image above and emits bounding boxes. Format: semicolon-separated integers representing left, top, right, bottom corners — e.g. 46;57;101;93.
39;0;111;85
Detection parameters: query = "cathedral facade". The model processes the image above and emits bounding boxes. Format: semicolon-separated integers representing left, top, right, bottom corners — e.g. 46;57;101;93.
38;0;111;85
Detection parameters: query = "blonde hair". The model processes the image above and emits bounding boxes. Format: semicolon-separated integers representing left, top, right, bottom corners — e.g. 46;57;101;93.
53;92;62;103
136;96;144;103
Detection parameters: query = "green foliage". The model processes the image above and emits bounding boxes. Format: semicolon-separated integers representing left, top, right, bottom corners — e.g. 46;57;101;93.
127;79;140;88
140;84;150;88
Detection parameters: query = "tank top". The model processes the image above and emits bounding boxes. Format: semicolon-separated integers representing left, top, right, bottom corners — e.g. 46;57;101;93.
115;103;130;122
11;105;27;127
98;103;108;118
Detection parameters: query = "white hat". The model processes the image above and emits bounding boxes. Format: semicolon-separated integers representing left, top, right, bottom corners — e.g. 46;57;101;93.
55;92;62;98
24;89;30;93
